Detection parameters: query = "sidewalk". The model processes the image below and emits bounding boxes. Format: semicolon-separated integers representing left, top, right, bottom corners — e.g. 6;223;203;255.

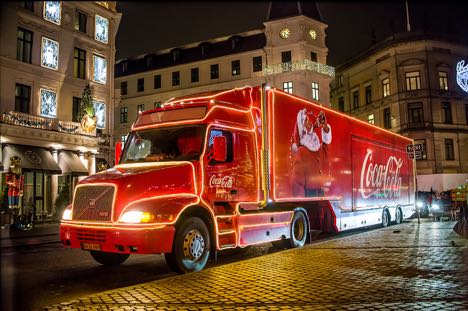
0;221;60;249
39;218;468;311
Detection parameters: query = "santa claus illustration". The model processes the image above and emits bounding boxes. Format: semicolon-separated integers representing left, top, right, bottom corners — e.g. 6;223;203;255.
290;108;332;197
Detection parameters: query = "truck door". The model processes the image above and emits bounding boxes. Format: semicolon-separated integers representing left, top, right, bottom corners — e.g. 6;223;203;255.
204;128;258;204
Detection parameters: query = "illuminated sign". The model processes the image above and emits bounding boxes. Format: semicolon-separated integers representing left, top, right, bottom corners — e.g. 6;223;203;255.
93;101;106;129
93;55;107;84
43;1;61;25
456;60;468;93
41;37;59;70
40;88;57;118
95;14;109;44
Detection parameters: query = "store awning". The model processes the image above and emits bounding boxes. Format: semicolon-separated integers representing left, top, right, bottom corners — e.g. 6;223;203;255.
2;145;62;174
58;150;88;176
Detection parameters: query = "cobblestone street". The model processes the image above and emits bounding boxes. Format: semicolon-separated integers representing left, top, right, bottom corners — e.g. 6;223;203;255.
41;219;468;310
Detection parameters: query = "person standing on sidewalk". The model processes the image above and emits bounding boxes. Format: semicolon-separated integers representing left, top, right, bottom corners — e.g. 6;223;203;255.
5;156;24;227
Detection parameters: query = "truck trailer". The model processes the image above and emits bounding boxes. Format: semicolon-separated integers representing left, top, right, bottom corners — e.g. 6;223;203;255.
60;85;416;273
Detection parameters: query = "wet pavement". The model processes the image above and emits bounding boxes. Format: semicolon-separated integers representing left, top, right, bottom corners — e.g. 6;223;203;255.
39;219;468;310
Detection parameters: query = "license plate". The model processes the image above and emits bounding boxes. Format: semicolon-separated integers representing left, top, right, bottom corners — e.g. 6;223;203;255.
81;243;101;251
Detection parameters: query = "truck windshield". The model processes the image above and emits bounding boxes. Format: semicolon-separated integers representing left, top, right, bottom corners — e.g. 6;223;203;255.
120;125;206;163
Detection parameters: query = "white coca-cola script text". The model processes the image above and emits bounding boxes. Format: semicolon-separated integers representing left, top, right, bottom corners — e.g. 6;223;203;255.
359;150;403;199
209;175;234;188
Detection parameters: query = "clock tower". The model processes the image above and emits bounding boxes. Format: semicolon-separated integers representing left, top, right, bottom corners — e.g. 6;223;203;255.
263;1;334;105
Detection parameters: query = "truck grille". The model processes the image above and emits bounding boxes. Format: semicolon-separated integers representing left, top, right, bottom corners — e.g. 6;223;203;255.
72;185;115;222
76;228;107;243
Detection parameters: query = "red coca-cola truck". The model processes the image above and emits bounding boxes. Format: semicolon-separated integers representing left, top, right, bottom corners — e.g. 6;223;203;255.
60;85;416;273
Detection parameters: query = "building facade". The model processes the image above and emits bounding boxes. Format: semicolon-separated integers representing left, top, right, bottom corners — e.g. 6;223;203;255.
329;32;468;193
0;1;121;220
114;2;334;146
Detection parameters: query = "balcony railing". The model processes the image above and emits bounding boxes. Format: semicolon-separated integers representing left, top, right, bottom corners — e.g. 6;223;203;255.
263;60;335;77
2;111;95;137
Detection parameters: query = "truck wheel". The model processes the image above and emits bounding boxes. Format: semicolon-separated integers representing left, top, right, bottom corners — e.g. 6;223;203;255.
289;211;308;248
381;209;390;228
90;251;130;266
164;217;210;273
395;207;403;224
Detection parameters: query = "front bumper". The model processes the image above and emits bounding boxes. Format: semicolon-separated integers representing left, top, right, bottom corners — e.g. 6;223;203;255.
60;223;175;254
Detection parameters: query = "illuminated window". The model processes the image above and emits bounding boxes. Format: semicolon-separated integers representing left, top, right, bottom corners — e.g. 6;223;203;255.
93;101;105;129
253;56;262;72
408;102;423;124
405;71;421;91
137;104;145;114
311;82;319;100
365;85;372;105
43;1;61;25
414;139;427;160
353;90;359;109
441;102;452;124
232;60;240;76
382;78;390;97
444;139;454;160
40;88;57;118
367;114;374;124
338;97;344;112
93;55;107;84
17;27;33;63
15;84;31;113
191;68;199;83
120;81;127;95
172;71;180;86
72;97;81;122
120;107;128;123
75;10;87;33
283;81;293;94
310;52;317;62
137;78;144;92
383;107;391;129
94;14;109;44
41;37;59;70
74;48;86;79
210;64;219;79
439;71;448;91
154;74;161;89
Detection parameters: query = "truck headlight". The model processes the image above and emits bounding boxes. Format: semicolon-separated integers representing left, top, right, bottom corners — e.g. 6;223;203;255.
62;209;72;220
416;201;424;208
431;204;439;210
120;211;155;223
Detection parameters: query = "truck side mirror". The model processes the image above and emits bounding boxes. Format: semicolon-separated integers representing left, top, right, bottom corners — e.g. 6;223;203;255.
115;140;123;165
212;136;227;162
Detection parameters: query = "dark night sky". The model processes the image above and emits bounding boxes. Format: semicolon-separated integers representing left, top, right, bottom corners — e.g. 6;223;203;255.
115;1;468;67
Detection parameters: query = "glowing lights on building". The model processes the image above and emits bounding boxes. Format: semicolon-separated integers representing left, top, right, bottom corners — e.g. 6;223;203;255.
40;88;57;118
456;60;468;93
264;59;335;77
93;101;106;129
41;37;59;70
93;55;107;84
43;1;61;25
95;14;109;44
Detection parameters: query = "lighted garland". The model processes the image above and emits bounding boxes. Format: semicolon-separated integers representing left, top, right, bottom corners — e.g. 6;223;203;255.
264;59;335;77
58;123;79;134
2;112;52;129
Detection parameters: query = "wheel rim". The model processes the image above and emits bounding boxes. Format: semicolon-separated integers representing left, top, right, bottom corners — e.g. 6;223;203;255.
182;229;205;261
383;211;388;226
293;216;306;242
396;208;402;223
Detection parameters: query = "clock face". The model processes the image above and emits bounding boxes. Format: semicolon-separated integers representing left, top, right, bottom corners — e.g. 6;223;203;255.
279;28;291;39
309;29;317;40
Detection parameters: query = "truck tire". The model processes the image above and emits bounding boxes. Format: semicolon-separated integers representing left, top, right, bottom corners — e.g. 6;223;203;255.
289;211;308;248
164;217;210;273
381;209;390;228
90;251;130;266
395;207;403;224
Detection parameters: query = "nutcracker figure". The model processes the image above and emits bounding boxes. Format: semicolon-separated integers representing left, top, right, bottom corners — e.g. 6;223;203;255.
6;156;24;209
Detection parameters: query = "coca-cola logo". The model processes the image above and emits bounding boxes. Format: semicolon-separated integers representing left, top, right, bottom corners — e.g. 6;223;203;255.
209;175;234;188
360;150;403;200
